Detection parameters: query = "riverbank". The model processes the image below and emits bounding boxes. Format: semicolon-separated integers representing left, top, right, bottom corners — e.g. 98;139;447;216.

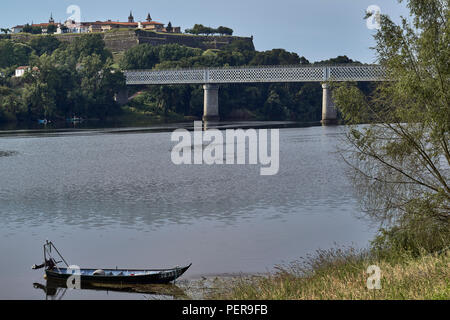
208;248;450;300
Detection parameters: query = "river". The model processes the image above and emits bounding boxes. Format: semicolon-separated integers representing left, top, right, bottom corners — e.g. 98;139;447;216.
0;121;375;299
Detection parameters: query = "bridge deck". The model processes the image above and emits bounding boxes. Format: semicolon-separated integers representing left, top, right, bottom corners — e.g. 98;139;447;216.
125;65;386;85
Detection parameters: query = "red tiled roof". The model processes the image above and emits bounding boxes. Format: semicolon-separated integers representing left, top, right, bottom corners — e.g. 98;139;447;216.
89;21;164;26
14;20;165;29
142;21;164;25
32;23;57;27
14;23;57;28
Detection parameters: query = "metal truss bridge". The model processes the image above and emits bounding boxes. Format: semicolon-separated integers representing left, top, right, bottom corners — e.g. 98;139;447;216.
120;64;387;123
124;64;386;85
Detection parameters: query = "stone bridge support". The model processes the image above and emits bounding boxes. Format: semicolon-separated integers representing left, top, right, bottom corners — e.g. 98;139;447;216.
321;83;337;125
203;84;220;121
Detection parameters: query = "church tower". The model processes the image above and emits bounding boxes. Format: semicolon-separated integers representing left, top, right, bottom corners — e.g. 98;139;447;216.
146;13;152;22
128;11;134;23
49;13;55;24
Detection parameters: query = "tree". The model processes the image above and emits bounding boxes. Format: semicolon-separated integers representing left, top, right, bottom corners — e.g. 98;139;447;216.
204;26;215;36
0;86;22;122
166;22;173;33
29;36;61;56
7;33;124;121
185;24;214;36
119;43;160;70
225;39;255;53
263;89;289;120
158;44;202;61
22;24;33;33
314;55;356;65
1;28;10;34
333;0;449;252
249;49;302;66
78;55;124;119
0;40;33;68
68;33;112;63
23;25;43;35
46;24;57;35
217;26;233;36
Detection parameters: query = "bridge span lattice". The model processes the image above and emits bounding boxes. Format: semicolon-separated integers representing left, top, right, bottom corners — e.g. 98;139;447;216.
124;65;386;85
120;64;387;124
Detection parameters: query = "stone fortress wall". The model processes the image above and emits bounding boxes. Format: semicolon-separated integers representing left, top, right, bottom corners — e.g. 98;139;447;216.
11;30;255;53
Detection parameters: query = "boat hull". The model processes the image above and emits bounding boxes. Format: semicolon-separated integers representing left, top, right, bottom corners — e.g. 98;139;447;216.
45;264;191;285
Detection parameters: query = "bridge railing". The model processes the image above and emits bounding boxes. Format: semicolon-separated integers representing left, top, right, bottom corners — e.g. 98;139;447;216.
124;64;387;85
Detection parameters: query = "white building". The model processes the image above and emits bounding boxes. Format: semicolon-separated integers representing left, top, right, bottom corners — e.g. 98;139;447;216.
15;66;30;77
11;25;24;33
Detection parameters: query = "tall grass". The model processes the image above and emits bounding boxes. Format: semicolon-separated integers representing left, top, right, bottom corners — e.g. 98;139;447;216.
214;247;450;300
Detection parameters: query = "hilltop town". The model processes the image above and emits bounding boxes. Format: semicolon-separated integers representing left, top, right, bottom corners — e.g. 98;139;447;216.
11;11;180;35
5;11;253;53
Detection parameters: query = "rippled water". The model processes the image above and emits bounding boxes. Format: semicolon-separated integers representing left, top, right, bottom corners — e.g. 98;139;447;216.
0;122;375;299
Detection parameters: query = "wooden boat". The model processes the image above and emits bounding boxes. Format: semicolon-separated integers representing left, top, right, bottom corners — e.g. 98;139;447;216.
45;265;192;284
33;241;191;285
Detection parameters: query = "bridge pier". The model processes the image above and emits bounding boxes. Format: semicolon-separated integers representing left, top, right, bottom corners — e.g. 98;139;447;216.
115;88;129;106
203;84;220;121
321;83;338;125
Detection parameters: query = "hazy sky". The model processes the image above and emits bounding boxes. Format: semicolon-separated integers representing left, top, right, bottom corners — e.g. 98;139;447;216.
1;0;410;63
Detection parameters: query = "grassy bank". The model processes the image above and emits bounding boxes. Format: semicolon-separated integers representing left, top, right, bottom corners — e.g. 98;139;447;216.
213;247;450;300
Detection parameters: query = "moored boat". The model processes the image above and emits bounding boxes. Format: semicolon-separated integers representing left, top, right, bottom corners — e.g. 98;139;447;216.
45;265;192;284
33;241;191;285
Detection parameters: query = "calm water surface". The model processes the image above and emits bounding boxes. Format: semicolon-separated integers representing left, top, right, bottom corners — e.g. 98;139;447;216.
0;121;375;299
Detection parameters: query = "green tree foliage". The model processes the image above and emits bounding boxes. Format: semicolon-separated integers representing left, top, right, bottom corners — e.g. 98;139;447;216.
333;0;449;253
121;42;330;122
263;89;289;120
225;39;255;53
0;32;371;125
166;22;173;33
0;40;33;68
78;54;124;119
23;24;43;34
29;36;61;56
185;24;234;36
249;49;304;66
119;44;159;70
217;26;233;36
46;24;57;35
314;55;356;65
22;24;32;33
68;34;112;63
0;34;124;122
157;44;203;62
0;85;22;122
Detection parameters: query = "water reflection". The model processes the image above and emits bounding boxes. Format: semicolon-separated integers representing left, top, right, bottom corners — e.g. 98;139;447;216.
33;280;187;300
0;151;18;157
0;123;354;230
0;122;374;299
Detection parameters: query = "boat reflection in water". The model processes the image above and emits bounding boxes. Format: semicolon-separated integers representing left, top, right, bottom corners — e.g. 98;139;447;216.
33;278;188;300
32;241;192;300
